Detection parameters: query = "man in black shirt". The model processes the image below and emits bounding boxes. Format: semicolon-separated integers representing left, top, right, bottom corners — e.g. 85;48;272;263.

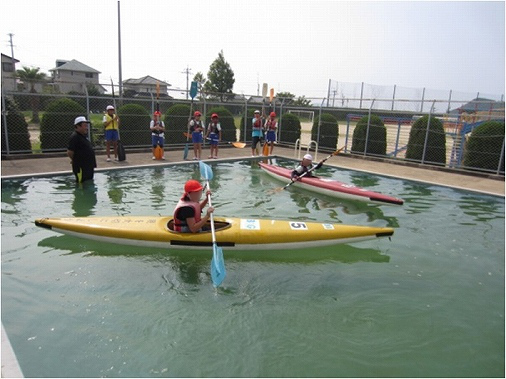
67;116;97;183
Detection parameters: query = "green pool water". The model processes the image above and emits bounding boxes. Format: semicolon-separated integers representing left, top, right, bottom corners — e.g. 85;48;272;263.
2;159;504;377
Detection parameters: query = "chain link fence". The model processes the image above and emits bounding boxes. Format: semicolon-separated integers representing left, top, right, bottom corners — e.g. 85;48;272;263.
2;89;504;176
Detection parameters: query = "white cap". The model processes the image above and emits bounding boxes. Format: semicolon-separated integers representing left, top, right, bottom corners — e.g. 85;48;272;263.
254;110;260;114
74;116;90;125
106;105;115;110
303;154;313;160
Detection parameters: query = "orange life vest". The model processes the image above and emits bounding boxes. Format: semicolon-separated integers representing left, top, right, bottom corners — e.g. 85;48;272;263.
173;198;202;232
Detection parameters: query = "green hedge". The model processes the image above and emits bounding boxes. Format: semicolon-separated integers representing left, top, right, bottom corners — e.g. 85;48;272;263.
463;120;505;172
166;104;191;144
406;115;446;165
117;104;151;146
40;98;86;152
2;97;32;154
311;113;339;150
351;114;387;155
279;113;301;143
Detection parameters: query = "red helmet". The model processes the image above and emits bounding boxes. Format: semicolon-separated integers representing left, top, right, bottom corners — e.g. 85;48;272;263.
194;111;201;117
154;111;161;116
184;179;203;194
270;112;276;117
211;113;218;118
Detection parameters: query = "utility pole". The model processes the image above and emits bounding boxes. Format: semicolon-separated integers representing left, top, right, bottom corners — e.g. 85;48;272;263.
181;65;192;99
117;0;123;98
8;33;15;60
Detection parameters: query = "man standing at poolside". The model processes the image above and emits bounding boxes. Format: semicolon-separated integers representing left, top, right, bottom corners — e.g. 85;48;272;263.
68;116;97;183
103;105;120;161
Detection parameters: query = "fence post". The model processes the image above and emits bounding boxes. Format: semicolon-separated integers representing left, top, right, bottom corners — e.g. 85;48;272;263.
359;82;364;109
326;79;331;107
278;98;285;143
364;99;375;156
421;100;436;164
391;84;396;111
497;137;505;175
84;86;91;140
1;93;10;155
243;98;248;142
447;90;452;113
420;87;425;112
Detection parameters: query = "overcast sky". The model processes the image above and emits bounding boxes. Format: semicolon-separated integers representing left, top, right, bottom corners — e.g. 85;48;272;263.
1;0;504;100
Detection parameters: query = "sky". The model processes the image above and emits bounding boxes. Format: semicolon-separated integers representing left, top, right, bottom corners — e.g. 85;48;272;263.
1;0;504;100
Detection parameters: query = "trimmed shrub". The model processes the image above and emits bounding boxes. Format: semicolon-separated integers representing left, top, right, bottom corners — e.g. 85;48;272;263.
406;115;446;165
166;104;191;144
117;104;151;146
311;113;339;150
351;114;387;155
279;112;301;143
2;97;32;154
40;98;86;152
463;120;505;172
204;106;236;143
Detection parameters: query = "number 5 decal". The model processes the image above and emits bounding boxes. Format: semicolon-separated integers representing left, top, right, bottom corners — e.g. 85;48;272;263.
289;222;308;230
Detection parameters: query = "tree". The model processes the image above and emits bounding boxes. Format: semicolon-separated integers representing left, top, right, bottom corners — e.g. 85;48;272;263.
293;95;312;107
204;50;235;102
351;114;387;155
277;92;296;105
405;115;446;165
16;66;47;123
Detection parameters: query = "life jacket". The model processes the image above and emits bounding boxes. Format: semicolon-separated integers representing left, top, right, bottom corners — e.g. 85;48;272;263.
208;122;220;133
191;120;203;132
152;120;164;135
173;198;202;232
252;117;263;130
266;119;277;131
104;113;118;130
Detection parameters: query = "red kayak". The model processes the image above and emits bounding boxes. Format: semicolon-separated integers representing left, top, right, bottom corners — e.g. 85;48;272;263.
259;162;404;205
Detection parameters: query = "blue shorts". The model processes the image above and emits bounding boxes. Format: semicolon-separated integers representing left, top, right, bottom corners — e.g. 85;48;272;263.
105;129;119;141
209;132;219;146
266;131;276;142
192;132;203;144
152;135;164;147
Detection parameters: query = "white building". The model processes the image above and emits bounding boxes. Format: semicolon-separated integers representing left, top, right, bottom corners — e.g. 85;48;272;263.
49;59;106;94
1;53;19;92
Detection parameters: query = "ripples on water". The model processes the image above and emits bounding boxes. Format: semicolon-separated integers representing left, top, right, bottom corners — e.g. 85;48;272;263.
1;159;504;377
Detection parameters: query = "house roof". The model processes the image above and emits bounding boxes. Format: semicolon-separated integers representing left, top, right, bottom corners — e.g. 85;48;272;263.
49;59;100;73
1;53;19;63
123;75;171;87
456;98;505;113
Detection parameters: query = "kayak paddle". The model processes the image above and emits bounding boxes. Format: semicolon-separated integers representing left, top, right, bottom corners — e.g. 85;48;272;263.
199;161;226;287
272;146;345;193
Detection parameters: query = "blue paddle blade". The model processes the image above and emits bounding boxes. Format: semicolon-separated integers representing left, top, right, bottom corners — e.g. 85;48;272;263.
199;161;213;181
183;143;189;160
211;244;226;287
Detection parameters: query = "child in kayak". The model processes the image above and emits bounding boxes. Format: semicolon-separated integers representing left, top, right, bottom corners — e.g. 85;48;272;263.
291;154;323;180
173;179;214;233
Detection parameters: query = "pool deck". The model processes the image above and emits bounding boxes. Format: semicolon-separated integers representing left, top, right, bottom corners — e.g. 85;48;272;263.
1;146;504;196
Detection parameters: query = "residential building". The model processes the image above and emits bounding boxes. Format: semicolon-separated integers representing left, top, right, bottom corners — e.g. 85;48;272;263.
49;59;106;94
122;75;171;97
1;53;19;92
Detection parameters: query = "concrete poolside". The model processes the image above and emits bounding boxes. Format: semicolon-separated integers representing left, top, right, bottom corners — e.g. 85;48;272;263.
1;146;504;196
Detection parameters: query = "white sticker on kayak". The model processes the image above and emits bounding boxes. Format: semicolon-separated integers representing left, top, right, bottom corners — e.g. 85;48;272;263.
289;222;308;230
322;223;335;230
241;219;260;230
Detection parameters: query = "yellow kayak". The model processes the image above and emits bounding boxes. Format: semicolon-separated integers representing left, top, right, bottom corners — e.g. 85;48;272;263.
35;216;394;251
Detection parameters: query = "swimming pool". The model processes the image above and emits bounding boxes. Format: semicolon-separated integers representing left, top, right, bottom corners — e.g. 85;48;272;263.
2;159;504;377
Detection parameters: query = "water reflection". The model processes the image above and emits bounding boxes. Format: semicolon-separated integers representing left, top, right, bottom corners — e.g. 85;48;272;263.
457;195;506;224
350;173;380;188
72;181;97;217
150;168;166;210
401;183;436;214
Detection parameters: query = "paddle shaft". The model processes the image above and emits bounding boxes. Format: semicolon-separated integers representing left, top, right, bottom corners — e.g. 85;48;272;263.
205;180;218;246
283;147;344;190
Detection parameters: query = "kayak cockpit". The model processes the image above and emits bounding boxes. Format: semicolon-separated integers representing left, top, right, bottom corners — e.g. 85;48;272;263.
166;219;231;233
